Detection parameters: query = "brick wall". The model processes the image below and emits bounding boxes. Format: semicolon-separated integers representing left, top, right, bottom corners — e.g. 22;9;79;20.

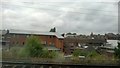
7;33;64;52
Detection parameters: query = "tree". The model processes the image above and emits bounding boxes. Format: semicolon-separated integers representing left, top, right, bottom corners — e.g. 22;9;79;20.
66;32;72;35
114;42;120;58
73;33;77;35
23;36;43;57
50;27;56;32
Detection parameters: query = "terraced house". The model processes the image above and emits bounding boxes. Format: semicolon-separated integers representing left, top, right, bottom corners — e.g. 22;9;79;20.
1;29;64;52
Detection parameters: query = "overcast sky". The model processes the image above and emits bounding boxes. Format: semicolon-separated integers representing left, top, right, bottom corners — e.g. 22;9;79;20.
1;0;119;35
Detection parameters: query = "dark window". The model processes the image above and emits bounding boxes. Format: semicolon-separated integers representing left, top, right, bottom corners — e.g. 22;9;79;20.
63;49;64;52
2;42;6;45
64;46;66;48
23;42;25;45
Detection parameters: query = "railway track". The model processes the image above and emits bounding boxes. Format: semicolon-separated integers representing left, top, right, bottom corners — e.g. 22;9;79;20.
1;61;120;68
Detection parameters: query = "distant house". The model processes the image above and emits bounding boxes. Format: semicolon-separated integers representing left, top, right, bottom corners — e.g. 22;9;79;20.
63;36;106;55
99;40;119;56
1;29;64;52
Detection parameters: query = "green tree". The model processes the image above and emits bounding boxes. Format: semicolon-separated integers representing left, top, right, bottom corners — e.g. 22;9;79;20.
73;33;77;35
114;42;120;58
21;36;43;57
66;32;72;35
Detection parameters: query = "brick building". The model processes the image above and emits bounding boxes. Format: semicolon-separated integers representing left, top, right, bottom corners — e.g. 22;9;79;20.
1;30;64;52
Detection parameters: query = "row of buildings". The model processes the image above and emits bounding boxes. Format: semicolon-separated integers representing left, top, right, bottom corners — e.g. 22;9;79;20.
0;29;119;55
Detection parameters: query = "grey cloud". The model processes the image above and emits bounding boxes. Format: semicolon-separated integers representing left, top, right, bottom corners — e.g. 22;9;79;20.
1;0;118;34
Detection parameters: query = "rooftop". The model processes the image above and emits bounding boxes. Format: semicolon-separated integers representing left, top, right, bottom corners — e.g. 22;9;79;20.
1;29;64;39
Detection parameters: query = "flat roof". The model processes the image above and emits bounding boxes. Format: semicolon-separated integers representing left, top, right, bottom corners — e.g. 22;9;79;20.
45;46;60;51
6;29;64;39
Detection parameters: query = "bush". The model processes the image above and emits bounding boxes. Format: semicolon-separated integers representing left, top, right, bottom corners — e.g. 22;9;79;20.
18;47;30;58
73;49;88;57
87;51;98;58
73;49;80;57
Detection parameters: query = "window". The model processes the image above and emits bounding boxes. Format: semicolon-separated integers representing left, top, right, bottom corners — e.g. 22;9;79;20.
71;52;73;53
23;42;25;45
2;42;6;45
50;36;52;38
